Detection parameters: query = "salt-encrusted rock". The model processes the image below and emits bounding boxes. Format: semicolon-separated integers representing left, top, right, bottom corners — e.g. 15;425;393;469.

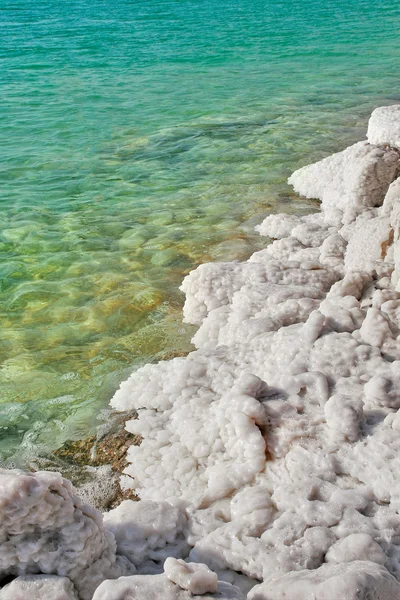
112;370;269;507
164;558;218;595
0;575;78;600
358;306;395;347
367;105;400;149
382;178;400;214
325;533;386;565
248;561;400;600
255;213;301;239
324;395;364;442
288;141;399;225
103;500;188;571
0;469;127;600
92;573;244;600
344;215;393;272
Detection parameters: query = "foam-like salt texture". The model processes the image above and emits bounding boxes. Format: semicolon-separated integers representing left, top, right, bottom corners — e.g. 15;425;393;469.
0;469;131;600
248;561;400;600
368;105;400;149
0;575;78;600
103;500;189;571
92;571;244;599
3;107;400;599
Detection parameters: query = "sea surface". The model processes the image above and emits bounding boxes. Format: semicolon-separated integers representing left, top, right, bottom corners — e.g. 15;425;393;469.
1;0;400;465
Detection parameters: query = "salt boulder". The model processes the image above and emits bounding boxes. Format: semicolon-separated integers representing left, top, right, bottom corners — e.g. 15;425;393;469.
255;213;300;239
344;215;393;272
103;500;188;571
367;105;400;149
0;575;78;600
92;573;244;600
325;533;385;565
248;561;400;600
288;141;399;225
164;558;218;595
0;469;126;600
382;177;400;215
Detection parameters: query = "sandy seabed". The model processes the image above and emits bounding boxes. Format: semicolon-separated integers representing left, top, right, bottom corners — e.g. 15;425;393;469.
2;106;400;599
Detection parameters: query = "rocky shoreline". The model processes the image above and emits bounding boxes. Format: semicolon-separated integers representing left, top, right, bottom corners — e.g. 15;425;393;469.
2;106;400;598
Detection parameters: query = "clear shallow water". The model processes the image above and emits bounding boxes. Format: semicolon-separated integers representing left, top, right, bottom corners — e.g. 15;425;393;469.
1;0;400;464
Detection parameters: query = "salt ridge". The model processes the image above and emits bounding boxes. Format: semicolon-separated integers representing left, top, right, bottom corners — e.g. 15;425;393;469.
2;106;400;598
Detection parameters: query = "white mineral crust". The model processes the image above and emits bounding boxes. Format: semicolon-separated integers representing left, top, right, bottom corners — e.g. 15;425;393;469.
103;500;189;571
368;105;400;149
0;575;78;600
4;106;400;599
164;557;218;595
92;571;243;599
0;469;130;600
248;561;400;600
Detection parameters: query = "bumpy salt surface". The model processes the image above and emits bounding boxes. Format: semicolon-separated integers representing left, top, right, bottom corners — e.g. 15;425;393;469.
0;575;78;600
92;571;243;600
3;106;400;599
0;469;132;600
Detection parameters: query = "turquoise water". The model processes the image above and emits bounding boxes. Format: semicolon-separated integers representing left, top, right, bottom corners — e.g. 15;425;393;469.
1;0;400;465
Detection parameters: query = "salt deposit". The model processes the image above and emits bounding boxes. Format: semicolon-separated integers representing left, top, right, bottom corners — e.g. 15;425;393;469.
3;105;400;598
0;575;78;600
0;469;131;600
92;570;243;600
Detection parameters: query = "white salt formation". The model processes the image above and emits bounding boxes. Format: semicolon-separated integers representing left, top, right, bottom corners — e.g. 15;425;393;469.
248;561;400;600
92;570;243;600
0;575;78;600
3;105;400;599
0;469;131;600
368;105;400;149
103;499;189;571
164;557;218;594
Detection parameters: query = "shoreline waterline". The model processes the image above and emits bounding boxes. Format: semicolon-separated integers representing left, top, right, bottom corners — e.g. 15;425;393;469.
2;0;400;464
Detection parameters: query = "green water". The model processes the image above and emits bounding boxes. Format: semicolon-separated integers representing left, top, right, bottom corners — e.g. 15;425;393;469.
1;0;400;464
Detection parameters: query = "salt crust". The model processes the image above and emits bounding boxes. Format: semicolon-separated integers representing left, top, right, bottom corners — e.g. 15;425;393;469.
368;105;400;149
0;469;131;600
164;557;218;594
103;499;189;570
3;108;400;599
248;561;400;600
0;575;78;600
92;572;243;600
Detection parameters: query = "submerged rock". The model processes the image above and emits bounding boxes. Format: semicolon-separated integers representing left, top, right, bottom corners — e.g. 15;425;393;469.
47;411;141;511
